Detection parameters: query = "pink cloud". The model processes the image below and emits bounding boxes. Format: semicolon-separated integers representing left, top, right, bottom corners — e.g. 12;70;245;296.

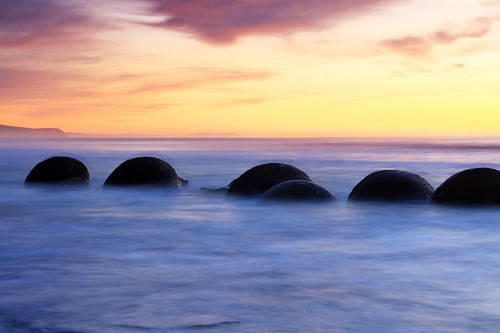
139;0;403;44
381;17;493;58
432;17;491;44
380;36;431;57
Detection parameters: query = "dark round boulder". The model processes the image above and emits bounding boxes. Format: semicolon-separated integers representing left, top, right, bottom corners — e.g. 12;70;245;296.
261;180;336;202
226;163;311;197
25;156;90;184
431;168;500;206
348;170;434;203
103;157;187;187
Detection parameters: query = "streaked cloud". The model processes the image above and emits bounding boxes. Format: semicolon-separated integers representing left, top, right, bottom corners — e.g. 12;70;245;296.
139;0;403;44
131;68;276;94
215;97;270;108
432;17;491;44
381;36;431;57
381;17;493;58
0;67;72;98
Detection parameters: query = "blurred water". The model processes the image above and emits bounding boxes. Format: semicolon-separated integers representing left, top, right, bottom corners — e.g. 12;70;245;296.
1;137;500;332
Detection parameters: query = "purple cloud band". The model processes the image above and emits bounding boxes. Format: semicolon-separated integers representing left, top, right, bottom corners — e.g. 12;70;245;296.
0;0;99;47
3;0;495;52
140;0;402;44
0;0;403;47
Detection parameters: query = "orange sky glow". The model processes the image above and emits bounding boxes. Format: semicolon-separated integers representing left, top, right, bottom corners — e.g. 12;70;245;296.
1;0;499;137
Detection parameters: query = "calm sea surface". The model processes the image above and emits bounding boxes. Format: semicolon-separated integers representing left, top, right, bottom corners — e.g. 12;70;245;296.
1;137;500;332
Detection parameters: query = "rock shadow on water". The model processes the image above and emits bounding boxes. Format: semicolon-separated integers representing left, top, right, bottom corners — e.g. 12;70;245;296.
184;319;243;330
165;314;243;331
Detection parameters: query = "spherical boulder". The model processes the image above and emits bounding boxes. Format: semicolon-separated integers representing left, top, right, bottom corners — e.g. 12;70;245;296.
348;170;434;203
431;167;500;206
25;156;90;184
226;163;311;197
103;157;187;187
261;180;336;202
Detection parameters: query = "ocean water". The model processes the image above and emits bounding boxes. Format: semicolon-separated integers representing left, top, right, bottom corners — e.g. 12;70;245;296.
1;137;500;333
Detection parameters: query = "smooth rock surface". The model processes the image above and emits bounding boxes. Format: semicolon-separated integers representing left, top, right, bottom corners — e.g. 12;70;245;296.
348;170;434;203
226;163;311;197
261;180;336;202
25;156;90;184
431;167;500;206
103;157;187;187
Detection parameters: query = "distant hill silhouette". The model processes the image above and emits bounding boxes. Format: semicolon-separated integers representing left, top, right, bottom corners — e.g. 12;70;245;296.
0;125;67;138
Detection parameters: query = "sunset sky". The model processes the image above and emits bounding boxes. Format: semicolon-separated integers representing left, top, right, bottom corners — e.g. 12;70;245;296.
1;0;499;137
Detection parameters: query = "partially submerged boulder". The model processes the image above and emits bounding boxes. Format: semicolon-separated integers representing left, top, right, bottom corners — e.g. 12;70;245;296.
431;167;500;206
199;187;229;197
103;157;187;187
261;180;336;202
348;170;434;203
226;163;311;197
25;156;90;184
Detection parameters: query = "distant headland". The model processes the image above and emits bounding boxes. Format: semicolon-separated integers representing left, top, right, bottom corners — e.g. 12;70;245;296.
0;125;243;139
0;125;68;138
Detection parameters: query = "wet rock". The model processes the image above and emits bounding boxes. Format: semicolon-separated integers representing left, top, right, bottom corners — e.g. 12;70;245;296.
261;180;336;202
431;167;500;206
199;187;229;197
103;157;187;187
348;170;434;203
226;163;311;197
25;156;90;184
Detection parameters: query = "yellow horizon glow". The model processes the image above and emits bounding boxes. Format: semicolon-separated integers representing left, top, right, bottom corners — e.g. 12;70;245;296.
1;0;499;138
